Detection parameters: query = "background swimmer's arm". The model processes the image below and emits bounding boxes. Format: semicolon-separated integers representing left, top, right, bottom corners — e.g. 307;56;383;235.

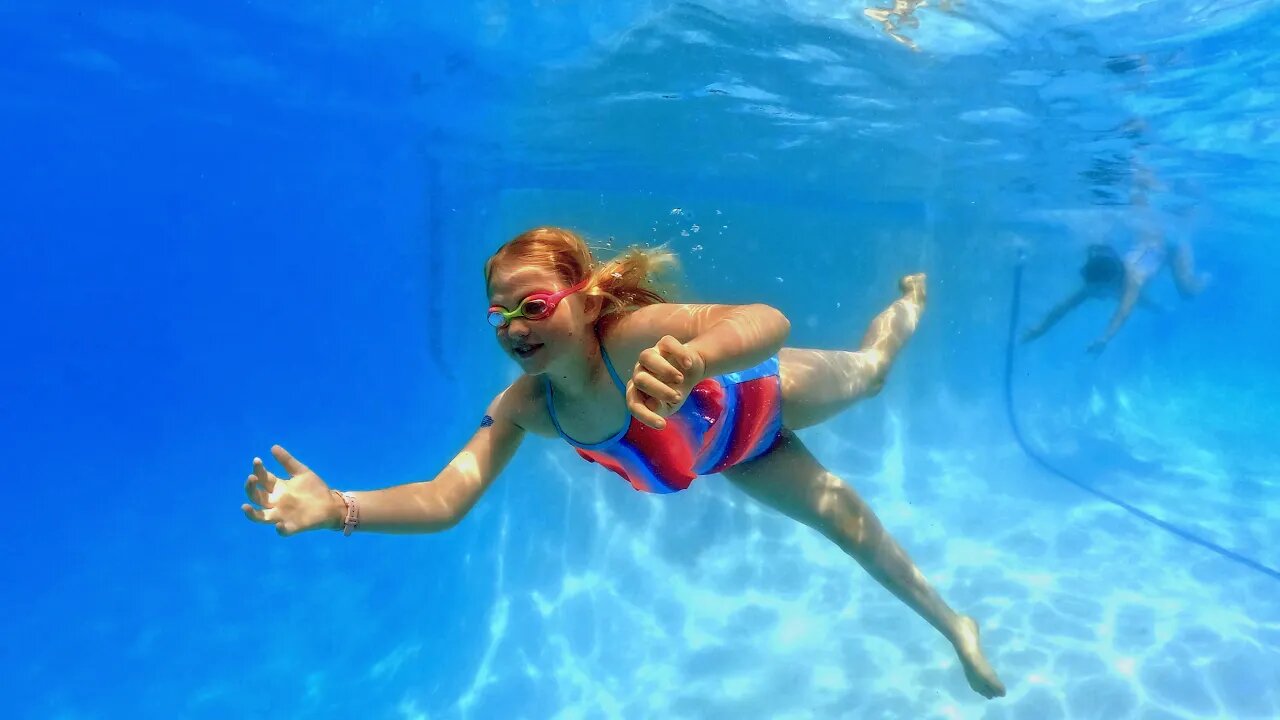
609;303;790;377
1092;275;1144;351
333;389;526;533
1023;288;1088;343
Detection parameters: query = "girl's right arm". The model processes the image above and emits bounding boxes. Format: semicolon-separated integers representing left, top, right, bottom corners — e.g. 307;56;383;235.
243;386;527;536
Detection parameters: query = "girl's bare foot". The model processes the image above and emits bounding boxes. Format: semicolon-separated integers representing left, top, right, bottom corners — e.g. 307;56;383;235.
899;272;927;308
854;273;928;396
892;273;926;337
952;615;1006;699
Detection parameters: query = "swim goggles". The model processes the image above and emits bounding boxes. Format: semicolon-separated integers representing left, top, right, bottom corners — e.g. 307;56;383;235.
487;277;590;328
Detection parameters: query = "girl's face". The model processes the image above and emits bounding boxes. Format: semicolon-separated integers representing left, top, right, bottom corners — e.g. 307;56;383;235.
486;263;596;375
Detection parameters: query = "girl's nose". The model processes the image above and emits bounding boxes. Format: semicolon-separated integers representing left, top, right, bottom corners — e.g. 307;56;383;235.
506;317;531;338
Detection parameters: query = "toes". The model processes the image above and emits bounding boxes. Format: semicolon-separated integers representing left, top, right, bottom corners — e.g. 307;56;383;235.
898;273;927;304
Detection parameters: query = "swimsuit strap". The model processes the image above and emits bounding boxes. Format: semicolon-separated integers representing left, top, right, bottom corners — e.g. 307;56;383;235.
543;329;629;445
543;375;566;438
597;334;627;394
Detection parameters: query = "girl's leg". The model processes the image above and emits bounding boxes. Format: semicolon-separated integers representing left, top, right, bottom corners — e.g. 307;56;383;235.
780;274;926;430
723;431;1005;699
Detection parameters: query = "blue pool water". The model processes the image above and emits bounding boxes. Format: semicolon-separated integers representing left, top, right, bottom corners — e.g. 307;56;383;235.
3;2;1278;718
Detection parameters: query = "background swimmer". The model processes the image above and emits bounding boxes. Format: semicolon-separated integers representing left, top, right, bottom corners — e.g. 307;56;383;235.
1022;235;1206;354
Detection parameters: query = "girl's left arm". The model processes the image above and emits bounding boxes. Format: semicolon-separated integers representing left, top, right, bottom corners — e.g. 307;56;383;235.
611;303;791;376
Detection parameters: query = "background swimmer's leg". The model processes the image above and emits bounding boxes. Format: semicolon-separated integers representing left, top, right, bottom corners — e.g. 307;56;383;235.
1170;241;1207;298
779;274;925;430
722;431;1006;699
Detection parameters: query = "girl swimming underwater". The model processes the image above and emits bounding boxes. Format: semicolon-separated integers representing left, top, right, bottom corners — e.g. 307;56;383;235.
242;226;1006;699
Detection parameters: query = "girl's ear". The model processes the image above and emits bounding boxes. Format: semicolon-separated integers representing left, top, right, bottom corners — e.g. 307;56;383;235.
584;293;605;323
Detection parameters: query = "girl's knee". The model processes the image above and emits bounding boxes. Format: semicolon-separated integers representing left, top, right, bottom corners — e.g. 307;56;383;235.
814;481;874;548
859;355;890;397
864;373;887;398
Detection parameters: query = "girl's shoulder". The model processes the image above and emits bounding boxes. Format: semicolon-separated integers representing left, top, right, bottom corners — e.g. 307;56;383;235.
595;313;646;380
499;373;559;438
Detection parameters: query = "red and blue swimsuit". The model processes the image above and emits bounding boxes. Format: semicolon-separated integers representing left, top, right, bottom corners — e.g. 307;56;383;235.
545;342;784;493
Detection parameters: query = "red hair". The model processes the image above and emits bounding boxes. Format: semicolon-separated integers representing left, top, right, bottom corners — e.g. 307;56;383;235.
484;226;677;318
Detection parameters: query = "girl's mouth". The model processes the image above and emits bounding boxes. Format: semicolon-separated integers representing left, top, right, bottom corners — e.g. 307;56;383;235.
513;343;543;359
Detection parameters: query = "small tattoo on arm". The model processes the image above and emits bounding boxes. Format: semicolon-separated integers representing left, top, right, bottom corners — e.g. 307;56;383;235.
480;415;494;428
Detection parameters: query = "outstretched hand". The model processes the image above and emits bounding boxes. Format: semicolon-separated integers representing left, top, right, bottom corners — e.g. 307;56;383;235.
626;335;706;429
241;445;337;536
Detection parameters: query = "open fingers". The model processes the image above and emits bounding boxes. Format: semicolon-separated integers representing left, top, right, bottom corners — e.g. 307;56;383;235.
241;503;297;536
244;474;273;508
271;445;310;477
253;457;278;489
242;503;277;524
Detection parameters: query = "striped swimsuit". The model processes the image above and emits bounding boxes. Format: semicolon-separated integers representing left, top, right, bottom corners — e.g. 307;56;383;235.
545;342;784;494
